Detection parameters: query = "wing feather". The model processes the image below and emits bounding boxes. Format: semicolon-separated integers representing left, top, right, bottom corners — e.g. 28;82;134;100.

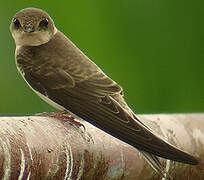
22;66;198;165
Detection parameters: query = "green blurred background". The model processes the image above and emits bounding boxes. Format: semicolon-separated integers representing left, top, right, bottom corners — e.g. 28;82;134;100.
0;0;203;115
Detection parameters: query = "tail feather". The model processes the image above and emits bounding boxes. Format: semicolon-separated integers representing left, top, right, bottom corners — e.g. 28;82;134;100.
140;151;172;179
131;113;198;165
140;150;164;176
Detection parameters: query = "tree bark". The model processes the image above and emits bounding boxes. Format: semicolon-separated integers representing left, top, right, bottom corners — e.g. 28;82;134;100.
0;113;203;180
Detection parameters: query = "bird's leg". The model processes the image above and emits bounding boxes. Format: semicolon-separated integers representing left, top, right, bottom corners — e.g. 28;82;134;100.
39;110;85;130
50;111;94;143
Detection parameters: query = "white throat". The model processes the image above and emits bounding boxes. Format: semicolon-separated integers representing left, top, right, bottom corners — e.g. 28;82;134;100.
12;27;57;46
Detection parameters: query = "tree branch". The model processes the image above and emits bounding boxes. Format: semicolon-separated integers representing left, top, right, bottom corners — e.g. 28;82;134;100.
0;113;203;179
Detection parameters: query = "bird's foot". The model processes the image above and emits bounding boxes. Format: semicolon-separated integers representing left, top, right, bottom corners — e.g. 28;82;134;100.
39;110;85;130
38;111;93;143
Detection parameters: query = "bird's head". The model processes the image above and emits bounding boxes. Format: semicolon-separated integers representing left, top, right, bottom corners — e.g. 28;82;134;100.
10;8;57;46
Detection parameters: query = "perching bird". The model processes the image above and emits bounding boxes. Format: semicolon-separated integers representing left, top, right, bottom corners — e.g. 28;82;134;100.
10;8;198;176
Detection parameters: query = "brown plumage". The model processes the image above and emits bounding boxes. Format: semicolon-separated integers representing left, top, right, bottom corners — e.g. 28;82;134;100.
10;8;198;176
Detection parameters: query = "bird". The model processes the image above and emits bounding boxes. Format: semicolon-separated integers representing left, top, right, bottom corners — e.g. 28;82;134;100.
10;7;198;176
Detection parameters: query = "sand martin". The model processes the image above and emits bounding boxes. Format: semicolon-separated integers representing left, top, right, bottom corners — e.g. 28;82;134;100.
10;8;198;176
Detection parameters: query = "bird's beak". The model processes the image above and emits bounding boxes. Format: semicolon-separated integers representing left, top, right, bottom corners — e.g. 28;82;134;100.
24;25;35;33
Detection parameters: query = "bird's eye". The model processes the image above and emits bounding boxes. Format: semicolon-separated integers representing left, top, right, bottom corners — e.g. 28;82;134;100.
13;18;21;28
39;19;49;28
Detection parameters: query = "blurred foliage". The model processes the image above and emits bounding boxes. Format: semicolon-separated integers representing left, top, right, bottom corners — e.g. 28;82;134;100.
0;0;203;115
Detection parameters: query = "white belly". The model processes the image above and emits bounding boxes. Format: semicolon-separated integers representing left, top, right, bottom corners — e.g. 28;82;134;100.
34;90;65;110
